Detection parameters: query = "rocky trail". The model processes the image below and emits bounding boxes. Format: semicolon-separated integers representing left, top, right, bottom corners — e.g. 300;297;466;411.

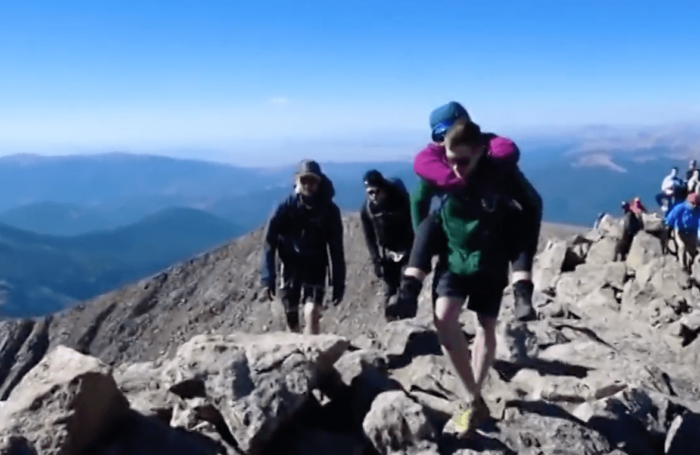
1;214;700;454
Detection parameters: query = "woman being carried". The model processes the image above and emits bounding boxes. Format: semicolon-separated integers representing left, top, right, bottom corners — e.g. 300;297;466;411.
385;102;542;323
386;102;542;437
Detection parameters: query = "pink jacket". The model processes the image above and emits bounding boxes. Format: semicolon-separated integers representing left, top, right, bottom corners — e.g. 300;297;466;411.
413;135;520;190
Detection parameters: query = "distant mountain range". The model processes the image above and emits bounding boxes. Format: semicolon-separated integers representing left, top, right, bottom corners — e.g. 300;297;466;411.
0;207;241;318
0;128;698;317
0;141;696;232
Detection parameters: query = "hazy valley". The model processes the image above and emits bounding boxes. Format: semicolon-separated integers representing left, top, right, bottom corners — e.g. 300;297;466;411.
0;125;698;318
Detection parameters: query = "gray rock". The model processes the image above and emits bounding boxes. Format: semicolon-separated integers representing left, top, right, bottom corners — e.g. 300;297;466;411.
597;214;623;238
626;232;664;271
362;391;437;455
533;239;569;293
161;332;350;455
502;401;612;454
0;346;130;455
641;213;665;233
573;387;687;455
376;320;437;367
586;236;617;266
0;318;51;401
496;322;539;363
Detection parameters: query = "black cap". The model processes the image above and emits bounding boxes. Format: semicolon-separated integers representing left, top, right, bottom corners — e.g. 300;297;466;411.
363;169;385;187
296;159;322;179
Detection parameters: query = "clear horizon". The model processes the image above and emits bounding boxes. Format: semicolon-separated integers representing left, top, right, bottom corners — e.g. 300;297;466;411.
1;0;699;165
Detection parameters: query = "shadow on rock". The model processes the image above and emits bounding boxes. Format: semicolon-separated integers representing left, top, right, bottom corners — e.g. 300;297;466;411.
0;436;39;455
493;358;592;382
89;410;239;455
440;430;516;455
507;399;584;426
386;330;445;369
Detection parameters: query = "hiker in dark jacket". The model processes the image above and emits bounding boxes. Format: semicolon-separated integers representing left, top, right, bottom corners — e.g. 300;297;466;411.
614;201;642;261
360;170;414;303
260;160;346;334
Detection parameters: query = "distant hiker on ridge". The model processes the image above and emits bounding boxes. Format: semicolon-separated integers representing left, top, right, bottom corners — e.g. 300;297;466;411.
688;169;700;195
260;160;346;334
656;167;685;213
628;196;647;215
593;212;606;229
686;159;697;182
360;170;414;307
664;192;700;273
614;201;642;261
387;102;543;439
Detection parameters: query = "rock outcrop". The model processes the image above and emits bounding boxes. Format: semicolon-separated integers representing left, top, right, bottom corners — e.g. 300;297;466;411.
1;214;700;454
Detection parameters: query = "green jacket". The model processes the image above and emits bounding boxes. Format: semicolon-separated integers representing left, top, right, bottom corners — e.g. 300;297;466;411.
411;178;513;284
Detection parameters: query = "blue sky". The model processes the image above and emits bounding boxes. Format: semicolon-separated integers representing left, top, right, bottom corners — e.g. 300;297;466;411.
0;0;698;164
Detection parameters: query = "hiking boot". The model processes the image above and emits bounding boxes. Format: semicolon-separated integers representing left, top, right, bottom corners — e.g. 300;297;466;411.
513;280;537;322
450;396;491;438
286;309;300;333
384;276;421;321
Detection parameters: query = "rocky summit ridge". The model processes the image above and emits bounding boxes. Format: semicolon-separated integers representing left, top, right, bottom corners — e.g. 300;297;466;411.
1;214;700;454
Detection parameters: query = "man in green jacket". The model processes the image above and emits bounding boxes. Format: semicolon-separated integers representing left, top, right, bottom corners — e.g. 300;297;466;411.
405;118;541;438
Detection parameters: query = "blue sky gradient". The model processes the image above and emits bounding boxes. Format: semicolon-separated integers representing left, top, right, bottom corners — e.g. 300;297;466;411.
0;0;698;163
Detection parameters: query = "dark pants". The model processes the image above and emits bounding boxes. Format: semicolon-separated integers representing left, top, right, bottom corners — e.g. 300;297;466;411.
406;214;444;272
614;231;635;261
379;257;407;297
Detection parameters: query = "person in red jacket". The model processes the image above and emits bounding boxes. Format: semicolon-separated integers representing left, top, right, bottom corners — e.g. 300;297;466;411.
629;197;647;215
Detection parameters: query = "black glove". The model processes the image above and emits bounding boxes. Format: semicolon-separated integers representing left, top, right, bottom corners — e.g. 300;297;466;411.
372;260;384;278
331;285;345;306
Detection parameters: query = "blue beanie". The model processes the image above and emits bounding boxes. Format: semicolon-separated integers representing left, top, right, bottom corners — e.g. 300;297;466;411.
429;102;471;142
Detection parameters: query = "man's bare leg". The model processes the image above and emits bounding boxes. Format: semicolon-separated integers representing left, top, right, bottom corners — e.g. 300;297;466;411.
433;296;479;399
404;267;426;281
303;301;321;335
472;313;498;391
511;271;531;283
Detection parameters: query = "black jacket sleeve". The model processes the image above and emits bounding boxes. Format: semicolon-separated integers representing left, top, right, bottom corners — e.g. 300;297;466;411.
327;203;346;290
398;188;416;246
360;200;381;262
505;166;543;274
260;200;288;287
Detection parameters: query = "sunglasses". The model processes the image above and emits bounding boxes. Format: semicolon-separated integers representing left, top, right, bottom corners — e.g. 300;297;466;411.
299;175;320;185
431;121;454;143
446;156;472;167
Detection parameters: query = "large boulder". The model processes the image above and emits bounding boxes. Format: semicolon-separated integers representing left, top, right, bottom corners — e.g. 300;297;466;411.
0;346;130;455
641;213;665;233
362;390;437;455
626;232;664;271
161;332;349;455
533;239;582;294
597;214;623;238
586;236;618;266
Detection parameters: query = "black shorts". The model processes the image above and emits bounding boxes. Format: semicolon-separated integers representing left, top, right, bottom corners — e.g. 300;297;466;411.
432;271;504;318
279;282;325;309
